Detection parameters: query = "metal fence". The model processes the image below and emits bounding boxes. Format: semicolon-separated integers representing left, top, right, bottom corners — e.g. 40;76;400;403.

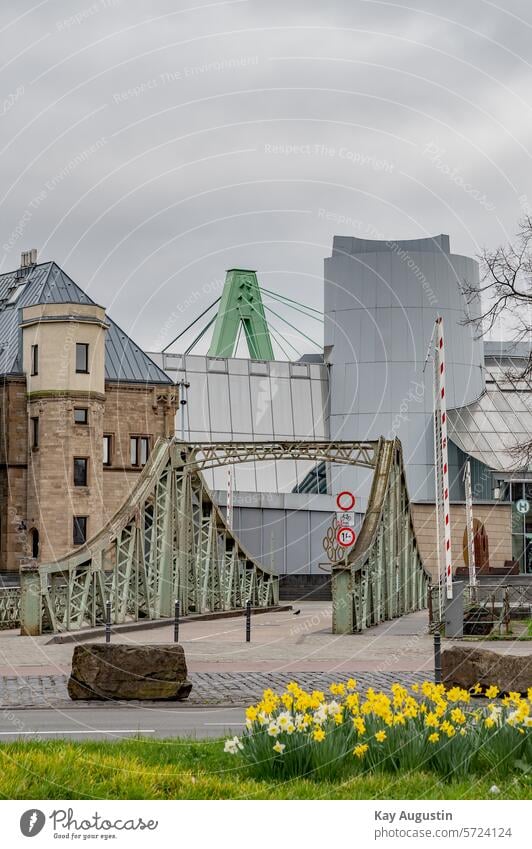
429;582;532;634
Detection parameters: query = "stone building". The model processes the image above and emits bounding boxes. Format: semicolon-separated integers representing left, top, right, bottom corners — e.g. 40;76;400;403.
0;252;177;573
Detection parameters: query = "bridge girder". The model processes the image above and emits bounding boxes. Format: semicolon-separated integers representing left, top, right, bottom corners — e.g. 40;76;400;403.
2;436;429;635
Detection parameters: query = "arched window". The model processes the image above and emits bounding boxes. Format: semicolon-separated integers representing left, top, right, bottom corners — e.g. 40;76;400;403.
30;528;39;559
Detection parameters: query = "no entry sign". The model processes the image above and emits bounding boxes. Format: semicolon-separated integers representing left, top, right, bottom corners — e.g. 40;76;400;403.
336;526;356;548
336;490;355;511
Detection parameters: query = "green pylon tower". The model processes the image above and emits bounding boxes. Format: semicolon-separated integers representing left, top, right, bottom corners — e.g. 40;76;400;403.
208;269;274;359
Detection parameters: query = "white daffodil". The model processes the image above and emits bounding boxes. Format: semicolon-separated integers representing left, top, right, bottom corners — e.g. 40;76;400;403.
225;735;243;753
273;741;286;754
295;713;306;730
313;706;327;725
267;721;280;737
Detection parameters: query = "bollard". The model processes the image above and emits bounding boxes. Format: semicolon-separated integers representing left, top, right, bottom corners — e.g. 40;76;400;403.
434;629;442;684
105;600;112;644
174;599;180;643
245;599;251;643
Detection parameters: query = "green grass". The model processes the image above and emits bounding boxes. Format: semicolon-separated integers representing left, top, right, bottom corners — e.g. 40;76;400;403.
0;739;530;800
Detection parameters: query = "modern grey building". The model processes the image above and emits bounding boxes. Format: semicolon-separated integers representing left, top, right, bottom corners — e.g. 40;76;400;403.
324;234;484;507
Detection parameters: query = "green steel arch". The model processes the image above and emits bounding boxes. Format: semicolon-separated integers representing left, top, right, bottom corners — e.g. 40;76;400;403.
8;437;429;635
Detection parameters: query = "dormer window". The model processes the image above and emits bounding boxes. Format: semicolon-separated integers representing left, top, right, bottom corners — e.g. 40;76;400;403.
6;284;24;304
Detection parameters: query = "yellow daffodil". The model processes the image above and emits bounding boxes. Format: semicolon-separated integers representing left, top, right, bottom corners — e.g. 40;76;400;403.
428;732;439;743
313;728;326;743
375;730;386;743
353;743;369;759
425;712;440;729
440;721;456;738
352;716;366;734
347;678;357;690
450;708;466;725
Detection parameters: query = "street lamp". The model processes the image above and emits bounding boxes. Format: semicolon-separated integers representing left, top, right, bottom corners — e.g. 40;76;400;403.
177;378;190;441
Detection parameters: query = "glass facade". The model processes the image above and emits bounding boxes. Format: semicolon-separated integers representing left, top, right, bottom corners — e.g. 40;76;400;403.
498;481;532;573
152;353;330;494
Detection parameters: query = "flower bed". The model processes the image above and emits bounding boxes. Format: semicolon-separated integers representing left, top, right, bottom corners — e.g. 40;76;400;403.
224;680;532;781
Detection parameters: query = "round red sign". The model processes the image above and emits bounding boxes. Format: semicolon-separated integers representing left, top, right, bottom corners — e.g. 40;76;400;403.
336;491;355;511
336;526;356;548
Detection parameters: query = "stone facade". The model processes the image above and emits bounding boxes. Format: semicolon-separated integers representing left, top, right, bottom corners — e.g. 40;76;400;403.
0;300;177;573
411;502;513;582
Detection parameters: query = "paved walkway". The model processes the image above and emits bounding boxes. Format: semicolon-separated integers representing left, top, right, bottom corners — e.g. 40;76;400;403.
0;603;529;709
0;670;430;710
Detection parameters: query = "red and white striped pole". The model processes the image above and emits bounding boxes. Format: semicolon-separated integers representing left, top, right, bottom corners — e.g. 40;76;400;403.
226;466;233;530
436;317;453;600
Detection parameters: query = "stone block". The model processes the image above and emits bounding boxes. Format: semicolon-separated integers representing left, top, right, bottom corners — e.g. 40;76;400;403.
68;643;192;701
442;646;531;694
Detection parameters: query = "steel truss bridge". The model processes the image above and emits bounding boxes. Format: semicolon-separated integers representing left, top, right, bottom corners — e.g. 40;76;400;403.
0;437;430;635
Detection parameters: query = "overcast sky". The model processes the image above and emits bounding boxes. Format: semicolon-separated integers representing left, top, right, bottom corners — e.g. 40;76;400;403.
1;0;531;354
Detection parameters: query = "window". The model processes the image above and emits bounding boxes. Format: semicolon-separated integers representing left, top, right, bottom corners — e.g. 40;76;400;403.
73;457;88;487
7;284;25;305
75;343;89;373
30;344;38;376
30;528;39;559
73;516;87;546
74;408;88;425
103;434;112;466
140;436;149;466
30;417;39;449
130;435;150;467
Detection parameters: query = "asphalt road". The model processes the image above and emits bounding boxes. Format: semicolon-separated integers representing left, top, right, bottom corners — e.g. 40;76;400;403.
0;706;244;741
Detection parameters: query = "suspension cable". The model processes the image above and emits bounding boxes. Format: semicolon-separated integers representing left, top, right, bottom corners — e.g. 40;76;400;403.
263;291;324;323
260;287;323;317
184;314;217;355
262;303;323;350
242;296;302;358
268;323;300;359
161;297;221;352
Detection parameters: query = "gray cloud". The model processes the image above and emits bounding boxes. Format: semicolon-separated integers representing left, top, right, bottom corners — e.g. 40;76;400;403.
1;0;531;352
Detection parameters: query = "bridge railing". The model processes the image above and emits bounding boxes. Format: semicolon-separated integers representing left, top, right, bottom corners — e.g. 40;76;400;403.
0;586;20;630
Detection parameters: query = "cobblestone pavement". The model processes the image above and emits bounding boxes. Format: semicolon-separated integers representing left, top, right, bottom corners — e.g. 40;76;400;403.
0;670;430;710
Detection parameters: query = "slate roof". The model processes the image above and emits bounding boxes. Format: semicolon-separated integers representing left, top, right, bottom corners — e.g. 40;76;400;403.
0;261;171;383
